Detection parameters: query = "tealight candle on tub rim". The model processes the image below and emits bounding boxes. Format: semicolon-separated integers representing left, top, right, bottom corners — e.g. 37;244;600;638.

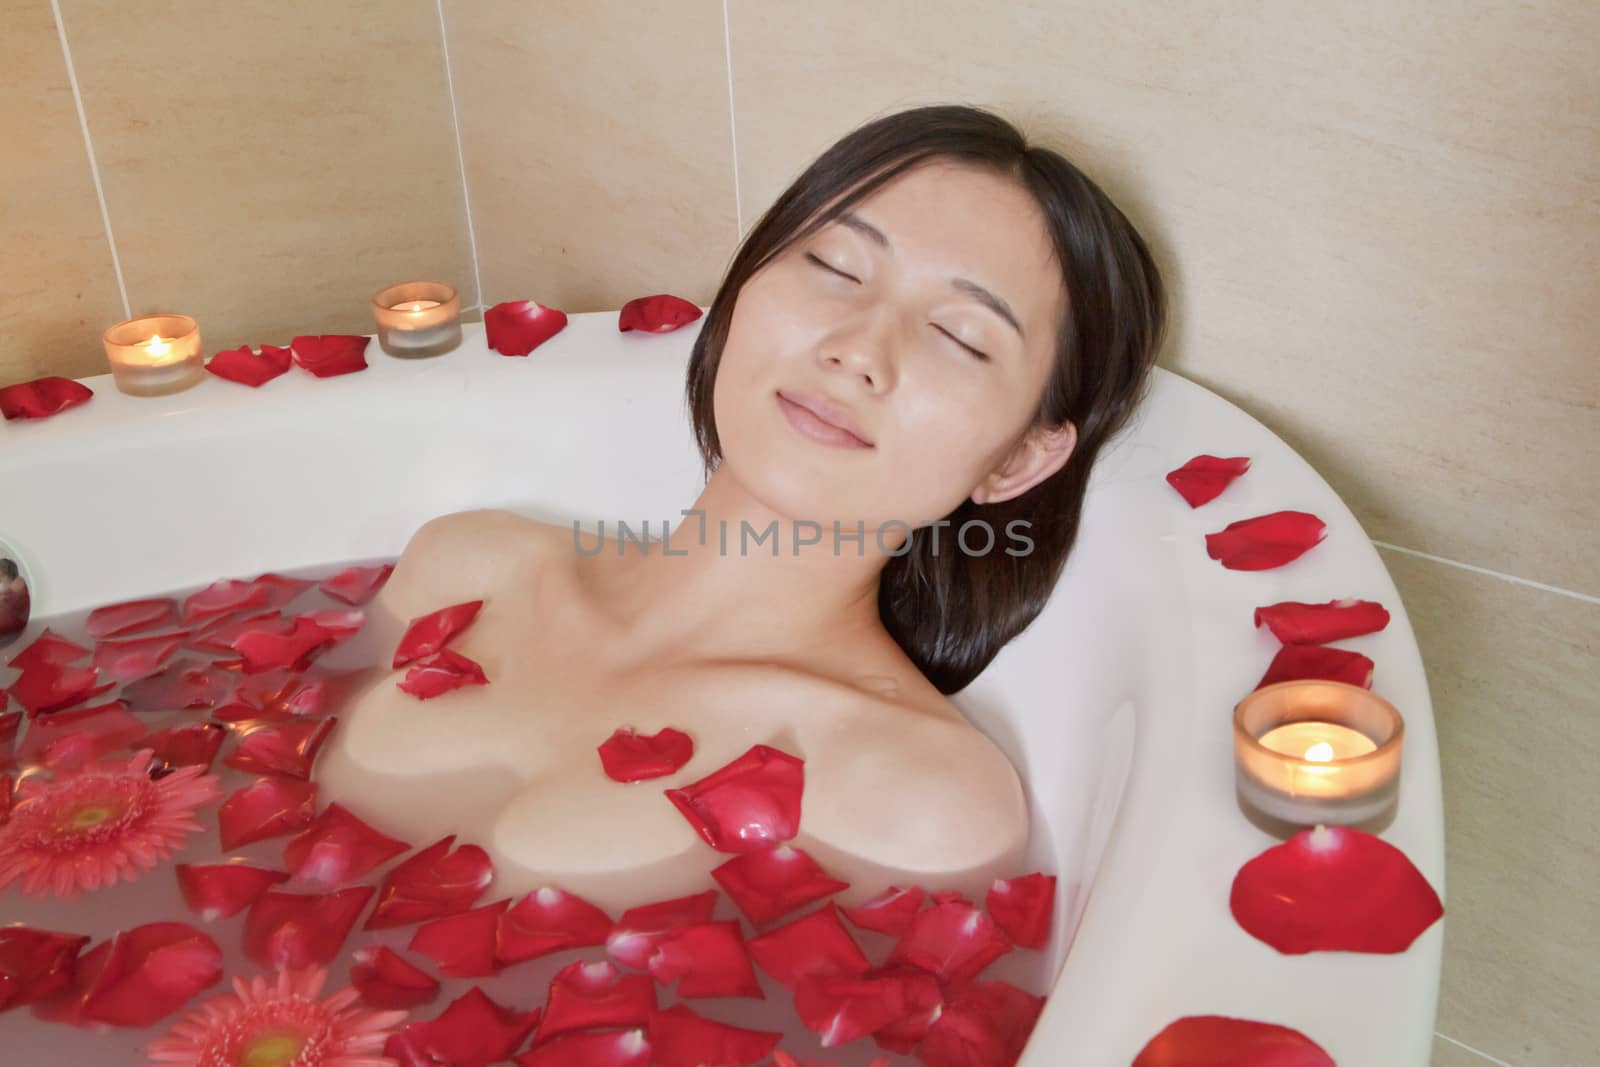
102;313;204;396
1234;679;1404;834
371;280;462;358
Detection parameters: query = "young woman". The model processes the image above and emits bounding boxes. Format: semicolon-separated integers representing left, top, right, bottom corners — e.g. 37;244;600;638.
318;104;1166;913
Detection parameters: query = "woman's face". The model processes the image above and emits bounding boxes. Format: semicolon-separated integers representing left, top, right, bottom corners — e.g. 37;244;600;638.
713;159;1073;536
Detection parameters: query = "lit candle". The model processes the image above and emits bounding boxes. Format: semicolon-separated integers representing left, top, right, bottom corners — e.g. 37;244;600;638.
1234;681;1404;832
392;299;442;313
371;282;461;358
103;314;205;396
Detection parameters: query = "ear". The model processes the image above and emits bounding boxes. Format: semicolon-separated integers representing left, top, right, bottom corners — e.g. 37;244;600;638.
970;421;1078;505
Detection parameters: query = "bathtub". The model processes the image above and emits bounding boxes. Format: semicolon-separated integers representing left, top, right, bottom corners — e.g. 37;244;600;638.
0;313;1444;1064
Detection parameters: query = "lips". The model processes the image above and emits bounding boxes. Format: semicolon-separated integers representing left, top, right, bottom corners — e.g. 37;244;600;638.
776;391;873;448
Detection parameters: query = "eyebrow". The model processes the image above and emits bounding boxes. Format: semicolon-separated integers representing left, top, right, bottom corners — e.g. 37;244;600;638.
834;210;1026;341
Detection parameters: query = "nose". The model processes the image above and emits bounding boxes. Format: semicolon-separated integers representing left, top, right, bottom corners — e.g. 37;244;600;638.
815;306;898;393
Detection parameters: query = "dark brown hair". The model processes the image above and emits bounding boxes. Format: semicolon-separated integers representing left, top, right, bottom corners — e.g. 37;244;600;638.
686;104;1167;694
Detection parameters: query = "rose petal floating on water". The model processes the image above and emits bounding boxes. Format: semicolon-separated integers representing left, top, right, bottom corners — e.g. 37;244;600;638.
1205;511;1327;571
713;845;850;926
1131;1015;1336;1067
121;658;232;712
986;873;1055;950
605;889;718;971
397;648;489;700
887;897;1013;990
648;1003;782;1067
1166;455;1251;508
840;885;927;937
0;926;90;1010
0;711;17;772
598;725;696;782
863;964;944;1054
384;985;540;1067
14;700;143;771
410;899;509;978
9;628;90;672
231;615;338;674
772;1053;891;1067
66;922;223;1029
0;376;92;421
485;300;569;356
917;979;1045;1067
290;334;370;378
537;960;657;1044
1255;597;1392;645
9;661;113;717
218;777;318;850
140;721;228;775
319;563;395;606
498;886;614;965
393;600;484;668
190;610;288;656
367;834;495;930
746;903;870;991
647;920;764;1000
517;1028;651;1067
86;597;179;640
1255;644;1375;690
304;608;365;642
1231;824;1443;954
243;886;373;970
93;630;187;684
251;573;315;611
794;971;919;1049
204;343;293;387
223;717;335;780
618;294;704;334
175;863;289;921
0;772;10;822
665;744;804;854
349;945;440;1010
181;578;271;627
282;803;411;889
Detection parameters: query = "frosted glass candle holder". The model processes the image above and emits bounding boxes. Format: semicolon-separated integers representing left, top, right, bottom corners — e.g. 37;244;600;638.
371;281;462;358
102;314;204;396
1234;679;1404;834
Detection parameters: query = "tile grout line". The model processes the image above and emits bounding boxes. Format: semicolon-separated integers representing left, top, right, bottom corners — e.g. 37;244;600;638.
1434;1030;1516;1067
721;0;744;241
50;0;129;321
435;0;485;310
1372;540;1600;606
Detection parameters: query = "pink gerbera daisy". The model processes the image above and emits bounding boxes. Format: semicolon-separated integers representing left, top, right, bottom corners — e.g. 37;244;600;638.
147;966;409;1067
0;749;222;898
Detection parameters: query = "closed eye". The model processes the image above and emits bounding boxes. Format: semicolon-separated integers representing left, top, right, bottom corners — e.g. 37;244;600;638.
805;251;859;283
935;325;991;362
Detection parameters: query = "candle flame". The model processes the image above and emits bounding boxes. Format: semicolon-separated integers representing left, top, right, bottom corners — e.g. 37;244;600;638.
1304;741;1335;763
145;334;171;357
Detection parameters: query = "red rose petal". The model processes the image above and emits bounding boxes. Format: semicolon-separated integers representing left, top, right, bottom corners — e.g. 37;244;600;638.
222;717;335;779
350;945;441;1010
121;658;232;712
86;598;179;639
320;563;395;606
368;834;495;930
282;802;411;889
1131;1015;1336;1067
917;980;1045;1067
385;986;540;1067
92;631;187;684
618;294;704;334
9;628;90;671
0;927;90;1010
485;300;569;356
1166;455;1251;508
713;845;850;926
517;1029;651;1067
794;971;917;1049
9;661;113;717
1255;644;1375;690
77;922;223;1028
864;964;944;1053
839;885;926;937
303;608;365;642
598;725;695;782
190;610;288;656
1205;511;1327;571
410;899;509;977
175;863;289;921
397;647;489;700
887;898;1013;989
291;334;370;378
665;744;804;854
1;772;10;822
140;722;228;775
747;903;870;990
217;777;318;850
181;578;271;627
538;960;657;1042
986;873;1055;949
250;573;315;612
0;376;92;421
1230;824;1443;954
242;886;373;969
204;343;293;387
393;600;484;667
0;711;16;771
498;886;615;965
14;701;142;770
647;920;763;999
1254;598;1392;645
605;889;718;970
648;1003;781;1067
231;615;336;674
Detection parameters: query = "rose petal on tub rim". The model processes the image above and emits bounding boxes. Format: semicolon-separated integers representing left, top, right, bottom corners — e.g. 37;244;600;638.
618;294;704;334
1255;643;1375;690
205;343;294;387
1254;597;1392;645
1131;1014;1337;1067
290;334;370;378
0;376;92;421
484;299;570;356
1165;454;1251;508
1205;510;1328;571
663;743;805;854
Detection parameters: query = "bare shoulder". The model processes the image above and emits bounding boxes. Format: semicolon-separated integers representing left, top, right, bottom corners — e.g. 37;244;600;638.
377;508;567;621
